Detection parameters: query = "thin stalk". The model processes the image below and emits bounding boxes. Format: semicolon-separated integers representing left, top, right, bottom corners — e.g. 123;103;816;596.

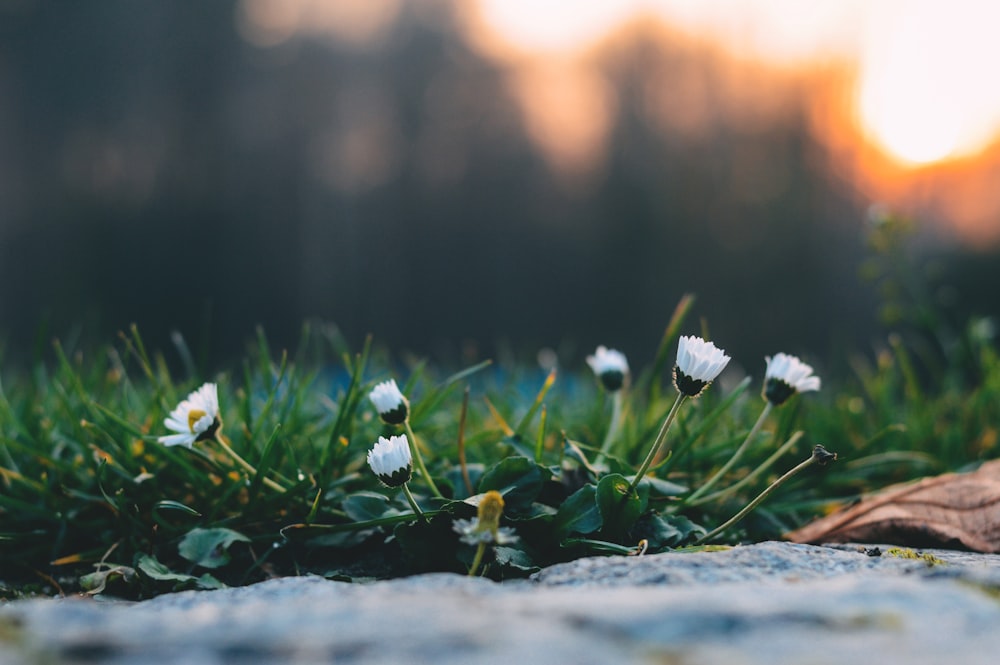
694;445;836;545
684;401;773;505
215;433;287;493
595;391;624;465
404;421;444;499
626;392;687;497
400;482;427;522
534;404;548;464
686;430;804;507
468;542;488;577
457;387;474;495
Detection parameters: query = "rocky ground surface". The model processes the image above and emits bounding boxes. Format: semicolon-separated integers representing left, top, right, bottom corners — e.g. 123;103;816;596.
3;541;1000;664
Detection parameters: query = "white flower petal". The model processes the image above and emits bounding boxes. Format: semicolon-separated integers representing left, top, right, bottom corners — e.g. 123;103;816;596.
766;353;821;393
163;415;189;433
586;345;629;376
367;434;412;477
158;382;221;446
158;432;196;447
676;336;730;382
369;379;407;414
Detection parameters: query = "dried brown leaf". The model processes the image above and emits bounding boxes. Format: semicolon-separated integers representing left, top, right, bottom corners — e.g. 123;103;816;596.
786;459;1000;553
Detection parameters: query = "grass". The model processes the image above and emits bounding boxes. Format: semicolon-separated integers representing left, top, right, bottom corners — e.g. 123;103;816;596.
1;214;998;598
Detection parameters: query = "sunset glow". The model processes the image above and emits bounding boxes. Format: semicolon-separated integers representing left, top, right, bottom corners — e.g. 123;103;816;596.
857;0;1000;166
466;0;1000;170
234;0;1000;244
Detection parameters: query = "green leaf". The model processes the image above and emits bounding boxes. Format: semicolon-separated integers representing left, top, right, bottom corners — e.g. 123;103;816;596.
135;554;226;590
177;527;251;569
596;473;642;541
478;456;551;508
634;512;706;549
136;553;196;582
640;476;688;497
514;369;556;436
246;423;285;506
152;500;202;528
342;491;397;522
560;537;636;555
552;484;602;539
493;546;539;574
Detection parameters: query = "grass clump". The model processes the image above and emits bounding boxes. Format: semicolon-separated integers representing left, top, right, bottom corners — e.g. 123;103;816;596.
1;212;997;598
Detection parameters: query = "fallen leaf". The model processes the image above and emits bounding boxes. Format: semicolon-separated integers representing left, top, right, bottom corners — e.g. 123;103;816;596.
786;459;1000;552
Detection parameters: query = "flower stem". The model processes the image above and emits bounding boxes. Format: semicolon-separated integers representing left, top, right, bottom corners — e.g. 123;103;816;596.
694;444;836;545
404;421;444;499
626;393;687;497
214;433;287;493
400;482;427;522
684;402;773;506
687;430;803;507
595;391;624;466
467;541;488;577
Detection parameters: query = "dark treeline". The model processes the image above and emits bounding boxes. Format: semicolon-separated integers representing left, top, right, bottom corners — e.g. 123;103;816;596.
0;1;991;373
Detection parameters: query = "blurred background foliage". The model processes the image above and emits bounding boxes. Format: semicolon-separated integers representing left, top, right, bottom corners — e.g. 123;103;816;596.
2;0;998;371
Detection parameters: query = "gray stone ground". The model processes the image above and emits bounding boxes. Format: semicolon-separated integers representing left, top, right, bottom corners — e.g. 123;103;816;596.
3;541;1000;664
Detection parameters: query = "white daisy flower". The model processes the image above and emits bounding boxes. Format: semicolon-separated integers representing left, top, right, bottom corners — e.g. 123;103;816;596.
764;353;821;405
369;379;409;425
586;345;629;392
674;335;731;397
367;434;413;488
158;382;221;448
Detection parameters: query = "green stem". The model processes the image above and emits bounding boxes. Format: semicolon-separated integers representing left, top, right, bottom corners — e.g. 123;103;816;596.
467;541;488;577
694;444;835;545
215;433;287;493
686;431;803;507
533;404;548;464
684;402;773;505
401;482;427;522
404;421;444;499
626;393;687;497
595;391;624;465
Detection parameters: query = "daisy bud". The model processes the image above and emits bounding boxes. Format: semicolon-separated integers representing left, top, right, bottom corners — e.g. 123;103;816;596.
369;379;409;425
586;345;629;392
763;353;821;406
366;435;413;488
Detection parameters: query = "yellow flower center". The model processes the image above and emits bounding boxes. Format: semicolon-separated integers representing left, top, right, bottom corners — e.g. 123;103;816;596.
477;490;505;533
188;409;208;432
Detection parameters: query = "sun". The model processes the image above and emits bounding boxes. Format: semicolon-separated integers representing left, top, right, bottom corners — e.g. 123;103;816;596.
856;0;1000;166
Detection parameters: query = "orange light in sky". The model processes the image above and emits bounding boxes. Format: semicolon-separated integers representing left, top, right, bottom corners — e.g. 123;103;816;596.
856;0;1000;166
465;0;1000;169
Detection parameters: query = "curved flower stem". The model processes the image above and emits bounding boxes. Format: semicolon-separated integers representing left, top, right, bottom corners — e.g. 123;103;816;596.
214;433;287;493
595;391;624;466
694;444;836;545
686;430;803;507
404;421;444;499
683;402;773;506
467;542;488;577
626;393;687;497
400;482;427;522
